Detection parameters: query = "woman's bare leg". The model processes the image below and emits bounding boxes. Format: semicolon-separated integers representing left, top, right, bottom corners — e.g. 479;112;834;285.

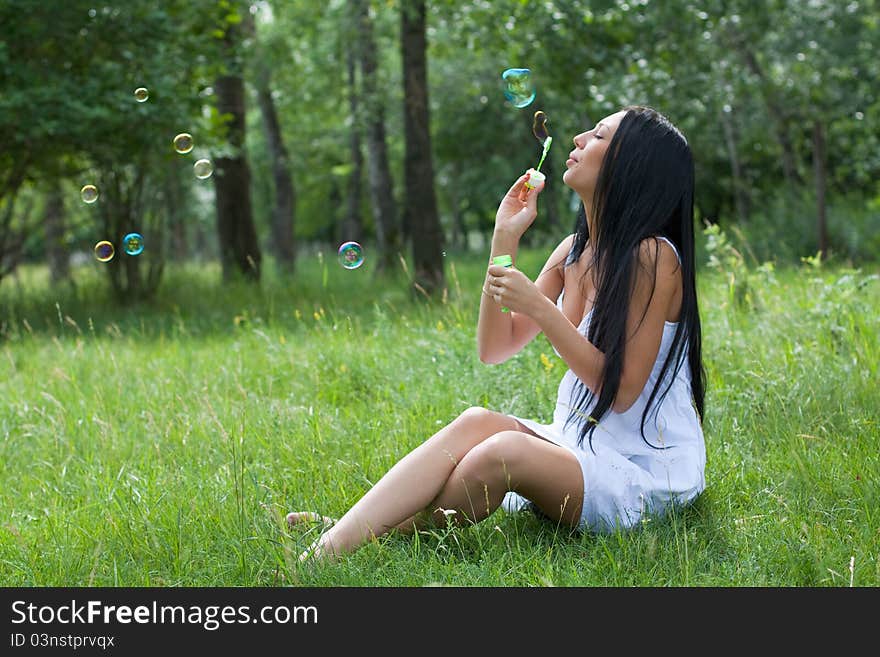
386;419;552;535
290;427;584;561
424;430;584;528
287;407;519;559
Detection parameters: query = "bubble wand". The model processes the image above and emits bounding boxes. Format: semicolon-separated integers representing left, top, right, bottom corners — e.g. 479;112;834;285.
522;110;552;194
533;110;553;172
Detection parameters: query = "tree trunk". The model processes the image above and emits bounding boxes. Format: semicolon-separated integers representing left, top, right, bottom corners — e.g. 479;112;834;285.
44;180;70;284
255;63;297;273
354;0;401;275
342;44;364;245
400;0;444;295
0;162;27;284
214;12;261;283
812;119;828;259
720;107;750;225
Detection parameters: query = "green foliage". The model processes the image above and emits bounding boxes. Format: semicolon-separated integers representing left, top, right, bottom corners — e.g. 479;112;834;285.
2;0;879;286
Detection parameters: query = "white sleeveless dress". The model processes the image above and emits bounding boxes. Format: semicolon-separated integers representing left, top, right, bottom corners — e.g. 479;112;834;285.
503;236;706;533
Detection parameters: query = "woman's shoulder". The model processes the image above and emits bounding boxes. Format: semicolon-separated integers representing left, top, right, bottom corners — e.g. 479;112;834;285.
637;235;682;275
542;233;577;274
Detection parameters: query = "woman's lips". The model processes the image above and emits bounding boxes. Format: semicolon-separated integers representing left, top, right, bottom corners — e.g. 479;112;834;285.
565;158;576;166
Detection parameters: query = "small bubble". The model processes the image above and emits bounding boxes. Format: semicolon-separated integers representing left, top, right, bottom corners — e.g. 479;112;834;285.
855;111;864;120
193;158;213;179
122;232;144;256
94;240;114;262
337;241;364;269
442;251;446;257
796;52;806;61
501;68;536;109
723;103;732;113
479;95;488;105
81;185;98;204
134;87;149;102
173;133;194;154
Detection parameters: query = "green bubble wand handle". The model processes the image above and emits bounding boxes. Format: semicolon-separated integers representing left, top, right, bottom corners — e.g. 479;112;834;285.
535;136;552;172
492;254;513;312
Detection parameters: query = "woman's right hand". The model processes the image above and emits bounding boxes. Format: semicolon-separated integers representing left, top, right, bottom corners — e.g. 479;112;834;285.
494;170;545;238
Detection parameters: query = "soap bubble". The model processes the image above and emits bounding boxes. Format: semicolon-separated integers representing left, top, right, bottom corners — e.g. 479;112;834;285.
337;241;364;269
94;240;114;262
193;158;213;179
532;110;550;144
173;133;194;154
81;184;99;204
134;87;149;102
502;68;536;108
122;232;144;256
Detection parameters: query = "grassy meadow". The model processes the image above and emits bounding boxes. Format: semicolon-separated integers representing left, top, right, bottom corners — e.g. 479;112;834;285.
1;243;878;586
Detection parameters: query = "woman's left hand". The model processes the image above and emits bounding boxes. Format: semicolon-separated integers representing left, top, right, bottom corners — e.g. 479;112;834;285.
485;263;544;316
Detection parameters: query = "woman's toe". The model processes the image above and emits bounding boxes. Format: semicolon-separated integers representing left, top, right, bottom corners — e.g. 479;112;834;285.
287;511;334;526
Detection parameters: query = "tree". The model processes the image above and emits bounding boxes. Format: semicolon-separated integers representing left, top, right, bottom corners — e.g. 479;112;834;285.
213;3;261;282
400;0;444;295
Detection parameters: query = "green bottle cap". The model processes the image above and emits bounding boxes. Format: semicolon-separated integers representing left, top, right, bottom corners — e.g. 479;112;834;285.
491;255;513;312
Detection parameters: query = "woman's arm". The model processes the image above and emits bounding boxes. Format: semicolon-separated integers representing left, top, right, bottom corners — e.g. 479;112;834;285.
478;233;572;364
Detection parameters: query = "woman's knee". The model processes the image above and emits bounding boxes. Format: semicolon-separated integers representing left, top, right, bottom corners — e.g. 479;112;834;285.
420;407;518;471
455;406;496;428
455;431;530;485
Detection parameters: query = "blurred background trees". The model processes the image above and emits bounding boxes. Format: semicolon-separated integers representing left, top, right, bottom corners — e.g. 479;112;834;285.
1;0;877;301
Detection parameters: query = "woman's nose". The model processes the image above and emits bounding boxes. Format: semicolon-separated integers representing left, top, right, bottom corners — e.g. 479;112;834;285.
573;133;586;148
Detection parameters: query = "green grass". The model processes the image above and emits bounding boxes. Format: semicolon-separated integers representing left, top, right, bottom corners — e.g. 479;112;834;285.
1;247;878;586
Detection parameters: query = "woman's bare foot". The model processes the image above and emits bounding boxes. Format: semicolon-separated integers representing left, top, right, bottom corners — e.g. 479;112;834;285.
287;512;338;562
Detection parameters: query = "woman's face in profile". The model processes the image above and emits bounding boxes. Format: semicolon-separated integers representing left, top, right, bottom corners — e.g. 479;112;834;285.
563;109;626;198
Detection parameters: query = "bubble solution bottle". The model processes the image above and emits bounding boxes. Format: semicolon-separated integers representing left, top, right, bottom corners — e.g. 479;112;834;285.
492;254;514;312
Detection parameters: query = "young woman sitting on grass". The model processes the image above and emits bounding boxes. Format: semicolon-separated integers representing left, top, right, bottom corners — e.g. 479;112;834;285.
288;105;707;560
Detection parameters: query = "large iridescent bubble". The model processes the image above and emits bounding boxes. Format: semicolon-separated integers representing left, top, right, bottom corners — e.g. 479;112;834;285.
337;241;364;269
502;68;536;108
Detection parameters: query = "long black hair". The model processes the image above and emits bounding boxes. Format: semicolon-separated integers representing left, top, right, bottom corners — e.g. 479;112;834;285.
565;105;705;451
